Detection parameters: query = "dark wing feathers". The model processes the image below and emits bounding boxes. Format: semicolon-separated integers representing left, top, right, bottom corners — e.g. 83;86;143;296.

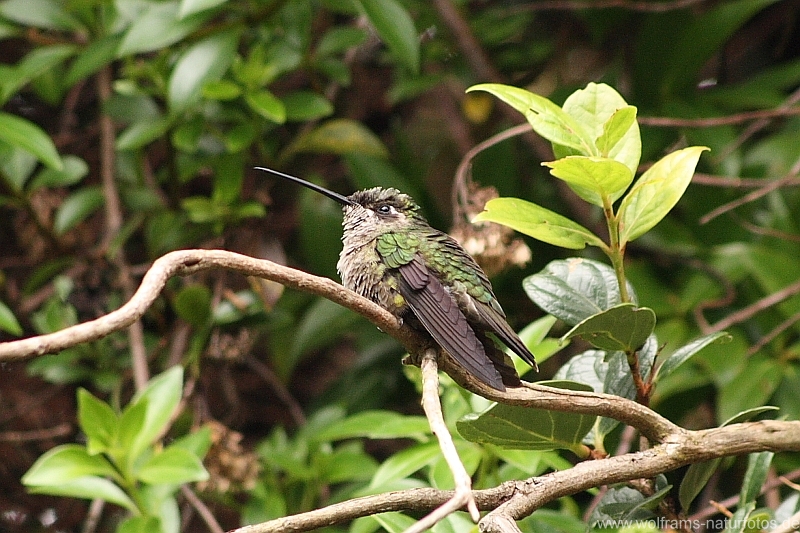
397;257;505;390
475;305;539;371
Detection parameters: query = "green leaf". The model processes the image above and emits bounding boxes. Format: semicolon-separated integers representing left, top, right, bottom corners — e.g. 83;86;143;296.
654;331;731;382
590;476;671;525
136;446;208;485
116;116;173;151
313;410;430;442
173;284;212;327
64;35;122;86
523;258;634;326
679;407;778;511
22;444;118;485
117;397;148;467
201;79;242;100
718;355;782;423
127;367;184;465
28;476;137;512
0;299;22;335
117;1;213;57
457;381;595;454
618;146;708;244
282;91;335;121
740;452;774;505
357;0;419;74
53;186;104;234
117;516;162;533
0;45;77;104
0;112;62;171
0;0;82;31
367;442;441;490
315;27;367;57
245;89;286;124
78;389;119;455
558;83;641;174
370;512;417;533
724;502;757;533
178;0;230;18
543;156;634;206
473;197;604;250
168;30;239;113
468;83;595;154
562;303;656;352
29;155;88;190
285;118;389;159
679;457;722;512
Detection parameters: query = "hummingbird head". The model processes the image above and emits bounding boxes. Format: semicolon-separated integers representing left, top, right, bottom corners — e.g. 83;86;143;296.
254;167;427;240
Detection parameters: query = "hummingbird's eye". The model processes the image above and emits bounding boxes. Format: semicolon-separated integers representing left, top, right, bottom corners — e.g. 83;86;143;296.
376;204;393;215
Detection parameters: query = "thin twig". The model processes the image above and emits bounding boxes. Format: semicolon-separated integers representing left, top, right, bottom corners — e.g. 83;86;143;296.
403;350;480;533
639;107;800;128
507;0;708;13
180;485;224;533
0;423;72;442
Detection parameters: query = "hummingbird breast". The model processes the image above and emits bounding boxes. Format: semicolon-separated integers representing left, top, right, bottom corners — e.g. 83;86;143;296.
337;238;408;316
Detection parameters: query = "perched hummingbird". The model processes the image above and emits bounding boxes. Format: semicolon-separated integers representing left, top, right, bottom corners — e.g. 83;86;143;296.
256;167;537;391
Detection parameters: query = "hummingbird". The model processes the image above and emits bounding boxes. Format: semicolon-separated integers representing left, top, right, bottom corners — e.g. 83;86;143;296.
256;167;537;391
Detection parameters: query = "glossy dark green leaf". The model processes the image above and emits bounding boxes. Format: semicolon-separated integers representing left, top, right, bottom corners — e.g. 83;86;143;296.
740;452;774;505
718;355;782;423
562;303;656;352
0;112;62;171
523;258;635;326
358;0;419;74
457;381;595;453
282;91;334;121
53;187;104;234
654;331;731;382
474;197;604;250
168;30;239;112
78;389;118;455
173;285;212;326
136;446;209;485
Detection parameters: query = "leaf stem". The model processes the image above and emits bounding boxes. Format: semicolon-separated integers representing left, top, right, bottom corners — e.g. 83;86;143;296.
602;198;630;303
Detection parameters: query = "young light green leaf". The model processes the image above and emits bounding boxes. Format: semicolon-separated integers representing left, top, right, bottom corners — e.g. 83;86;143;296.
469;83;595;154
117;1;212;57
0;300;22;336
78;389;118;455
558;83;641;173
284;119;389;159
523;258;635;326
473;197;604;250
282;91;334;121
136;446;209;485
562;303;656;353
168;30;239;113
543;156;633;206
0;112;62;171
22;444;118;485
245;89;286;124
0;0;82;31
64;35;122;86
53;187;104;234
126;367;184;465
29;155;88;190
457;381;595;454
117;516;162;533
655;331;731;382
27;476;137;512
370;512;418;533
618;146;708;244
358;0;419;74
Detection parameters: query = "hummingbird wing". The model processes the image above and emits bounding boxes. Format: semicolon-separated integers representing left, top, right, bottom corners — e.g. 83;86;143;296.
473;304;539;371
395;256;506;390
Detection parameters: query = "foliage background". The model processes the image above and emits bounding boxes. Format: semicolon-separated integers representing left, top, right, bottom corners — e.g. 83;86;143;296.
1;0;800;531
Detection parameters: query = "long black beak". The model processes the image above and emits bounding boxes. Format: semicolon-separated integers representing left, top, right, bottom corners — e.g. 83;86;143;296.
254;167;356;206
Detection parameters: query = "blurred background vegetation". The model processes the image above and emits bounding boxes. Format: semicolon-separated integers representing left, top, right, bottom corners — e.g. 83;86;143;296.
1;0;800;531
